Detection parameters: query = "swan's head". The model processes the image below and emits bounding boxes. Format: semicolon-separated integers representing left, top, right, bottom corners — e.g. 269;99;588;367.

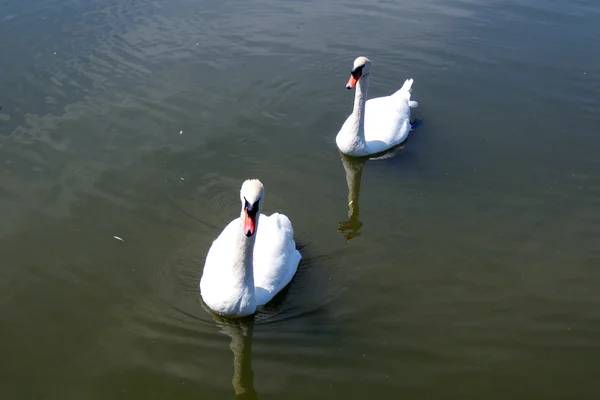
346;56;371;90
240;179;264;237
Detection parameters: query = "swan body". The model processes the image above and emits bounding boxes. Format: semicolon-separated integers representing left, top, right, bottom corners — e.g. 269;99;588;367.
200;179;301;318
336;56;418;157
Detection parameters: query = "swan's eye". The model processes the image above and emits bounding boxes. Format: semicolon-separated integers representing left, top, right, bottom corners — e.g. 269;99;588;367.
351;65;364;79
243;197;260;214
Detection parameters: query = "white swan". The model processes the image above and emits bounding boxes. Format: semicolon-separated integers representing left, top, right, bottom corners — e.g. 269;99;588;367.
200;179;301;318
336;56;419;157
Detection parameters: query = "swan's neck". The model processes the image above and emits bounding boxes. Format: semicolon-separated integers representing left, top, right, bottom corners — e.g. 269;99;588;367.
231;218;256;293
351;74;370;139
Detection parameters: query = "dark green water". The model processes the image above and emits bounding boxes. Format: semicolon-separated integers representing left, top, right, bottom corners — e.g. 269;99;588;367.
1;0;600;398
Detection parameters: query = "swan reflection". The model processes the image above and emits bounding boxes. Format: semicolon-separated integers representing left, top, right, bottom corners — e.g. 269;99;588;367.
338;144;408;240
207;309;258;400
338;152;366;241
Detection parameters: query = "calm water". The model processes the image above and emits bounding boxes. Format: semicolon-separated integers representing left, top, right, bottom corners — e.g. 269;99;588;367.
1;0;600;398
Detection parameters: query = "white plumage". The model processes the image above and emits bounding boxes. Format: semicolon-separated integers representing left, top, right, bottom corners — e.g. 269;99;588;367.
200;179;301;318
336;56;418;157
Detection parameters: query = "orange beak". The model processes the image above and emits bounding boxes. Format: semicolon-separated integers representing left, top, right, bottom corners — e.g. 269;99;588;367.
346;74;358;89
243;209;256;237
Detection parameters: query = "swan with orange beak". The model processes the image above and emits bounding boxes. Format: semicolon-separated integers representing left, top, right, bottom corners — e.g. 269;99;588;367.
200;179;301;318
336;56;419;157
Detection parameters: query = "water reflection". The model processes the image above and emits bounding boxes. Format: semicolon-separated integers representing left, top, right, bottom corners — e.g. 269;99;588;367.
338;152;366;241
337;141;410;241
209;311;259;400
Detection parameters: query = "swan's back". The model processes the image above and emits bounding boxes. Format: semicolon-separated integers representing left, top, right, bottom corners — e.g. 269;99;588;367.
253;212;301;306
364;79;415;152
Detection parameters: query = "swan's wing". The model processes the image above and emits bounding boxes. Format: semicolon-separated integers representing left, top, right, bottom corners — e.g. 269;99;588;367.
253;212;301;306
364;94;412;149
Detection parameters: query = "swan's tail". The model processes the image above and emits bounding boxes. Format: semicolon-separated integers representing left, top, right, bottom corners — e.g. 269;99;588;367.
394;78;418;108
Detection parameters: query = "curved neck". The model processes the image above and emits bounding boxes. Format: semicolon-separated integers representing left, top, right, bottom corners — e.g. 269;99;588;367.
352;74;370;138
231;216;257;293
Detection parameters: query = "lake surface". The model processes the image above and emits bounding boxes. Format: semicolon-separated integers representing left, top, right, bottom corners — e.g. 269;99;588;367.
1;0;600;398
